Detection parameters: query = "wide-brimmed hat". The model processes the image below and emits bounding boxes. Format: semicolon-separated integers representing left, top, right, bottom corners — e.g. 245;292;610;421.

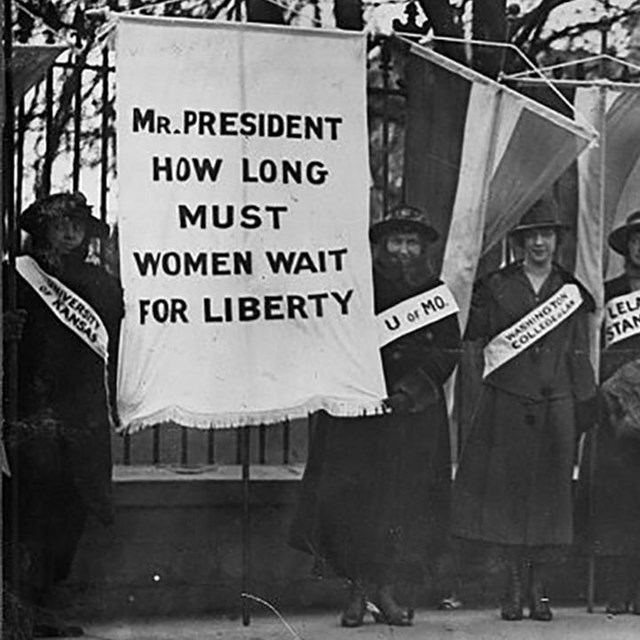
608;211;640;256
369;205;439;244
20;192;109;240
510;195;569;238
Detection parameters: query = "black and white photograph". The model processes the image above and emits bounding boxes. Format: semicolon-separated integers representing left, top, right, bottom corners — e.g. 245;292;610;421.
3;0;640;638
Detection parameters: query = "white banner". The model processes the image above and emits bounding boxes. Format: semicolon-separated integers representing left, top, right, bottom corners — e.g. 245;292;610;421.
377;283;459;348
16;255;109;361
483;283;583;379
116;16;386;431
604;290;640;348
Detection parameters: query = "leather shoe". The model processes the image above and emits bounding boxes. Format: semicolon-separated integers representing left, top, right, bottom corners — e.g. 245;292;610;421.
371;587;413;626
606;601;629;615
500;600;523;621
340;595;365;628
529;597;553;621
371;605;412;626
33;623;85;637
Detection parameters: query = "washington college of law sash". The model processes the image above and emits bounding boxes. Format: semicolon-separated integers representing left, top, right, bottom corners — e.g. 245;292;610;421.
604;290;640;349
377;283;459;348
16;255;109;361
482;283;583;379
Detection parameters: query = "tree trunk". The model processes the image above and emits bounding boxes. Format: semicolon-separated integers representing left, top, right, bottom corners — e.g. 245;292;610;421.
246;0;285;24
415;0;465;63
472;0;507;77
335;0;363;31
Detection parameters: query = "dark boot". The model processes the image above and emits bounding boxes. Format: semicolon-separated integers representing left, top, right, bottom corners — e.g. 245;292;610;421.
605;557;632;614
340;582;366;628
529;563;553;621
371;584;412;626
631;559;640;615
500;559;523;621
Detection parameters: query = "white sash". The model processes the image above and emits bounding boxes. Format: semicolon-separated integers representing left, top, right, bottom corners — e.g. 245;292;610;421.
377;283;459;348
16;255;109;361
604;290;640;349
483;283;583;379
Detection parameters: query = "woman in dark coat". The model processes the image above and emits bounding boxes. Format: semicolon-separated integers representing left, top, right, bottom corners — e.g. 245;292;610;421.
451;196;596;622
580;211;640;613
289;205;461;627
3;192;123;638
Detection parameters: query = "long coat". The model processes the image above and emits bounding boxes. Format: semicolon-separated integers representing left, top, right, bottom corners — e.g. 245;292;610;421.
452;262;595;548
3;253;123;596
577;274;640;558
289;268;461;584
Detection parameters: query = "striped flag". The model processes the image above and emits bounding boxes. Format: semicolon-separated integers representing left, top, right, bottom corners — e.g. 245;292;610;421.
573;85;640;373
400;40;597;329
574;86;640;300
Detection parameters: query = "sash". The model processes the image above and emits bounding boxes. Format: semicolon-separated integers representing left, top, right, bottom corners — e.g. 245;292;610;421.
377;283;459;348
16;255;109;361
483;283;583;379
604;290;640;349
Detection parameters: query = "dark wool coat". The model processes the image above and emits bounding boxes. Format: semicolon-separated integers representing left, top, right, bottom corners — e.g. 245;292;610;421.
3;254;123;596
577;274;640;558
452;262;595;549
289;268;461;584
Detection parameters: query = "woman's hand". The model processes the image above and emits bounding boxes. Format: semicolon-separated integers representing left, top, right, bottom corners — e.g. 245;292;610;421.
383;391;412;413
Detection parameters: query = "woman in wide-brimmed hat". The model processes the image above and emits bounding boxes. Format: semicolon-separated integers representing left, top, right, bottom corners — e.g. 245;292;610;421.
452;194;596;623
577;210;640;615
3;192;122;638
289;205;461;627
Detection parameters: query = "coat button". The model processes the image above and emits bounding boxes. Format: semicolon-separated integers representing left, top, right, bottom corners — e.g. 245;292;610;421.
525;414;536;426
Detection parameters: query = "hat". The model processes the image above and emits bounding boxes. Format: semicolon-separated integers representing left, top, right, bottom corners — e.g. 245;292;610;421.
20;192;109;240
369;205;439;244
608;211;640;256
510;195;568;237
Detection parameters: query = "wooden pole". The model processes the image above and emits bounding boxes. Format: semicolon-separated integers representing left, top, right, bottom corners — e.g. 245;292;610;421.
241;426;251;626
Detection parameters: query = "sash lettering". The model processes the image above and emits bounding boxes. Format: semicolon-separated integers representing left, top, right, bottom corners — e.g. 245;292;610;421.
483;283;583;379
604;290;640;349
377;283;459;348
16;255;109;361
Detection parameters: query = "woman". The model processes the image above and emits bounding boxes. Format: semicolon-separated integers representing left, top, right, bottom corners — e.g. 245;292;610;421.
580;211;640;614
3;192;123;638
452;196;596;622
289;205;461;627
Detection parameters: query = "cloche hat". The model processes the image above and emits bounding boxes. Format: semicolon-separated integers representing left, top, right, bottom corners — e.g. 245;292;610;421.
369;205;439;244
608;211;640;256
510;195;569;237
20;191;109;240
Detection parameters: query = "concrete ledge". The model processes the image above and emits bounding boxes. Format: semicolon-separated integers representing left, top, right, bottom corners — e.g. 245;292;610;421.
59;465;593;619
113;464;304;507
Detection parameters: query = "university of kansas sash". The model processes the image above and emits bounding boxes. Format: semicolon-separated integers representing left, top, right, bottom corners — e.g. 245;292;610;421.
483;283;583;379
377;283;459;348
16;255;109;361
604;290;640;349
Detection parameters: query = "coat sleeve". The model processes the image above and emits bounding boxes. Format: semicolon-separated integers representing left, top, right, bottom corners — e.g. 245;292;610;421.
568;309;597;403
463;278;494;342
384;313;461;412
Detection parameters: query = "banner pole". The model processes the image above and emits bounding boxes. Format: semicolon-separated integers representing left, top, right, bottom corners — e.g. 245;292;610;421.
586;82;608;614
241;425;251;626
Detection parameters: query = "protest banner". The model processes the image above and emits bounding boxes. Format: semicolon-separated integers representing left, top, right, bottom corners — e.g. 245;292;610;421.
116;16;386;431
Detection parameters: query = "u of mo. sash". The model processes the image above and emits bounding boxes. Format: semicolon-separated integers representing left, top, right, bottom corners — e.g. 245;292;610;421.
377;283;459;348
16;255;109;361
482;283;583;379
604;290;640;349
